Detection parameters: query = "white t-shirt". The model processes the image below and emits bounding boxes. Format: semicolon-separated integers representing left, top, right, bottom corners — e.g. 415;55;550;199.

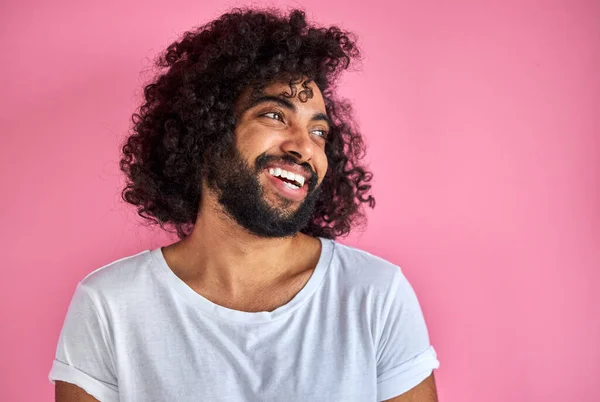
48;237;440;401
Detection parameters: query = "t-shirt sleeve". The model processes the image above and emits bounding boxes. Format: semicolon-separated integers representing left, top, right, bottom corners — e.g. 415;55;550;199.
48;282;119;402
376;268;440;401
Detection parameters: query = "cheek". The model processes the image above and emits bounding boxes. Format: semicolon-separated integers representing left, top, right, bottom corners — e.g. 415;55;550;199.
236;126;279;154
315;153;329;184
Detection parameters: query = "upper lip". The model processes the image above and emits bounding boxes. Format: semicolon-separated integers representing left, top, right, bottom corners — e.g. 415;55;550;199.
264;162;312;180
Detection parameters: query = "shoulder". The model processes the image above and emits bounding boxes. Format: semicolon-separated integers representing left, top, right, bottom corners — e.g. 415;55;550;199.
326;239;413;309
329;239;405;289
325;239;430;343
77;248;155;300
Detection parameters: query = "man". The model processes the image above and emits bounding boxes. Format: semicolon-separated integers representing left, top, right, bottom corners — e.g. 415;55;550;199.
49;7;440;401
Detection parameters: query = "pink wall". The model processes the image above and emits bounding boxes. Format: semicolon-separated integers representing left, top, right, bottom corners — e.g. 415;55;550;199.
1;0;598;400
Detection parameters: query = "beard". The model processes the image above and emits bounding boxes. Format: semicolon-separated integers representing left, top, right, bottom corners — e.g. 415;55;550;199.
205;143;322;238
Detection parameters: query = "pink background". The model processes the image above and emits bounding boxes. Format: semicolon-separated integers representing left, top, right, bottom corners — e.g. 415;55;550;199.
1;0;598;400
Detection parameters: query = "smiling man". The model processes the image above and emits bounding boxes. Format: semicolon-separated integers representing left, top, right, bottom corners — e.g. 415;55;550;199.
49;7;440;402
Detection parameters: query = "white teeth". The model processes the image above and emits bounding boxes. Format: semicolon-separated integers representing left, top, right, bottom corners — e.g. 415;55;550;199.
267;167;305;187
283;181;300;190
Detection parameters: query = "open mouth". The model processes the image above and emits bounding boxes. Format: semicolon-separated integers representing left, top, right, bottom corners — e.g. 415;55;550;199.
267;167;305;190
263;166;310;202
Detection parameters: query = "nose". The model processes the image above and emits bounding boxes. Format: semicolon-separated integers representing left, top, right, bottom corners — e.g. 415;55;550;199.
280;126;314;163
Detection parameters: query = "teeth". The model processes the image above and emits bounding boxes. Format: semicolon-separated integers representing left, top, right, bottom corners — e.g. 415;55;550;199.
283;181;300;190
267;167;305;187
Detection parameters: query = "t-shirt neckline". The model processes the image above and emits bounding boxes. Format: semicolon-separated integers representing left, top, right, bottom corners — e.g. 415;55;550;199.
150;236;334;324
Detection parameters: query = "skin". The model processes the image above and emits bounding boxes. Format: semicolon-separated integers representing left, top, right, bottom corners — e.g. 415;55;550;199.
56;78;439;401
55;382;99;401
382;373;439;402
159;77;330;312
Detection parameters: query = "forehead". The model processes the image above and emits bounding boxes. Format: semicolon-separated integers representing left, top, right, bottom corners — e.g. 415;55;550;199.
234;78;326;115
262;79;323;98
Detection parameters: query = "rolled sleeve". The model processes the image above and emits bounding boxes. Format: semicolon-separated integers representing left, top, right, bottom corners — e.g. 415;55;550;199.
377;345;440;400
49;359;119;402
376;269;440;401
48;282;119;401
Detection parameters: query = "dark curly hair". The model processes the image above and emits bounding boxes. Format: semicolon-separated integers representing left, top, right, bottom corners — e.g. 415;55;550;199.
119;7;375;240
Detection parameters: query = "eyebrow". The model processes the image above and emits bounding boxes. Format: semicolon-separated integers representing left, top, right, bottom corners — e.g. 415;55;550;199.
242;95;331;129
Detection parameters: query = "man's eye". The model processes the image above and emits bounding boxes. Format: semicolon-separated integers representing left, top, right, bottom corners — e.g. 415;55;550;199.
262;112;284;122
312;129;329;139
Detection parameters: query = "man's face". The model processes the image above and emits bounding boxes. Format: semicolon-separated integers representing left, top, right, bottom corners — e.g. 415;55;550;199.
206;78;330;238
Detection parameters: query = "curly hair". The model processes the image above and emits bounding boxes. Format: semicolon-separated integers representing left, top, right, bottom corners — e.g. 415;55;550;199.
119;7;375;240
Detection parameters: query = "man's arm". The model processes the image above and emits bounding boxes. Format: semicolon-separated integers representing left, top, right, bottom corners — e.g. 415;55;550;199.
55;381;100;402
382;372;438;402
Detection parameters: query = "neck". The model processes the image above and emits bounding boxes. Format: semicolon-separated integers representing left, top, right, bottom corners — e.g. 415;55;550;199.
162;189;314;295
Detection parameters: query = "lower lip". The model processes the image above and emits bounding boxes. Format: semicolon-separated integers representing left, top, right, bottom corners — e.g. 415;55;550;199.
264;170;308;201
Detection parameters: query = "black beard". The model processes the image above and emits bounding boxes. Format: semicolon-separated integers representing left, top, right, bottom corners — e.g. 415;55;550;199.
205;144;322;238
